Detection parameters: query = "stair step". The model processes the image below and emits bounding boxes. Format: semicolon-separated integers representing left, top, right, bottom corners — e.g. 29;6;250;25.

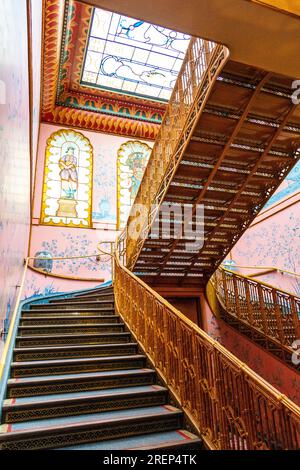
25;308;116;315
15;332;132;347
13;343;138;361
22;310;116;318
59;430;201;450
17;323;124;336
73;288;113;298
0;405;182;450
7;368;156;397
10;355;146;378
3;385;168;423
31;300;114;310
20;315;120;326
71;295;115;303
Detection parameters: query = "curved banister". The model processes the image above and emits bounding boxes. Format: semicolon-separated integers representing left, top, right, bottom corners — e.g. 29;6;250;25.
211;266;300;360
113;239;300;450
125;37;230;269
222;264;300;279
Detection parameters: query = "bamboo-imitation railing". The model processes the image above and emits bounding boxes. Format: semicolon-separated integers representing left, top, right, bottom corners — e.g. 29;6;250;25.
113;246;300;450
125;38;230;269
211;267;300;361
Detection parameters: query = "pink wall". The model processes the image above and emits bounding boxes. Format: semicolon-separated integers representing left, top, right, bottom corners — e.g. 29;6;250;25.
228;193;300;295
0;1;32;338
33;123;153;226
200;295;300;405
30;224;114;281
30;0;43;187
24;268;103;301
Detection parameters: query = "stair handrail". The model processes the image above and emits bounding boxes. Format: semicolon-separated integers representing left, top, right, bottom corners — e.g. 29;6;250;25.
222;264;300;279
124;37;230;269
113;236;300;450
211;266;300;354
0;258;29;384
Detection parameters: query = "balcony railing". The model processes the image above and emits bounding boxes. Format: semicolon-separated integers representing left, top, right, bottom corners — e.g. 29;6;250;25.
211;267;300;364
125;38;230;269
114;242;300;450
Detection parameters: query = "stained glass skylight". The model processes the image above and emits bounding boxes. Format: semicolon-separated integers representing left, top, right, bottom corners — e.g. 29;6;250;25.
81;8;191;101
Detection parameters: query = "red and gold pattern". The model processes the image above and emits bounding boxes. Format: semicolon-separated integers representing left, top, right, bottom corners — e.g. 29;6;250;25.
41;0;163;139
44;106;160;139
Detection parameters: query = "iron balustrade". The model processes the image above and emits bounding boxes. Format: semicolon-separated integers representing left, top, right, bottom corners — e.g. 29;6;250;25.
114;244;300;450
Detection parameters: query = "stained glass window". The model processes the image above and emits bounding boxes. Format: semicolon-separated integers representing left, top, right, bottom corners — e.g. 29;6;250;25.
117;140;152;229
82;8;191;101
41;129;93;228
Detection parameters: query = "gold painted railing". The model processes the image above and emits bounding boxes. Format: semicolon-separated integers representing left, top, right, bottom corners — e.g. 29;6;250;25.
211;267;300;361
125;38;230;269
114;246;300;450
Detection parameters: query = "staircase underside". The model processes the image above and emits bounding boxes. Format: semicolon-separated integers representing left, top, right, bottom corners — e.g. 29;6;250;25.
132;59;300;287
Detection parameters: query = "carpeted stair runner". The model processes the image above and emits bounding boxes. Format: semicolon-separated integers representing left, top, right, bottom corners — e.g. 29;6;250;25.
0;286;201;450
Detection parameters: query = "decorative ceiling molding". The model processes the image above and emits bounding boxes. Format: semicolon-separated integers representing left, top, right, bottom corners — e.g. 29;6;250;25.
41;0;163;139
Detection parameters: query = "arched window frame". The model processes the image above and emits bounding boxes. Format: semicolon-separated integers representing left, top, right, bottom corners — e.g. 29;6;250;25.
40;129;93;228
117;140;152;230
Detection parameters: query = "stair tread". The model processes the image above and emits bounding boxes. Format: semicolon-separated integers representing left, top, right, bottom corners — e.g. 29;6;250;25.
26;308;115;312
14;342;137;353
45;301;114;307
0;405;181;434
11;354;145;367
3;385;167;407
8;368;155;384
18;323;123;329
16;332;130;339
21;315;118;320
59;430;200;450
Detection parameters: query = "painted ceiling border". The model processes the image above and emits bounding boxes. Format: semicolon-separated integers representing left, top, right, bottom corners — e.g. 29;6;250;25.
41;0;163;139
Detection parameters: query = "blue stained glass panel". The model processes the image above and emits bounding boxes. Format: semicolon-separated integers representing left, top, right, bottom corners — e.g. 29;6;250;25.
81;8;191;101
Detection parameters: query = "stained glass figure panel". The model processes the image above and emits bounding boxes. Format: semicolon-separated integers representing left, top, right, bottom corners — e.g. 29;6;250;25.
82;8;191;101
41;129;93;228
117;140;152;229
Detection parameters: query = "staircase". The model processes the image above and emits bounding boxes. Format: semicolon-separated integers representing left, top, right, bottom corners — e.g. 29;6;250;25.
209;267;300;367
125;38;300;286
0;286;201;450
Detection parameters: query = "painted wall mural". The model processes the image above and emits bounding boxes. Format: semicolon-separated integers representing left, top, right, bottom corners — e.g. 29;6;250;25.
30;225;114;280
40;129;93;228
23;269;101;302
117;140;151;228
92;146;117;224
230;200;300;294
